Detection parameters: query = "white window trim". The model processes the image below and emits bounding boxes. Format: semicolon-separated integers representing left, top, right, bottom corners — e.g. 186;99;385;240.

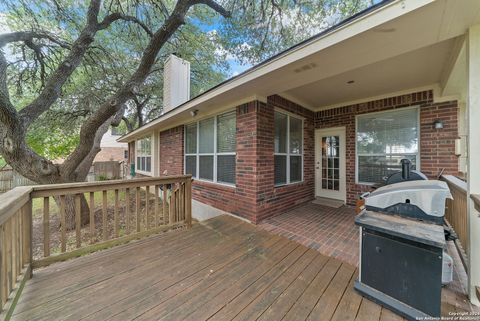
274;110;304;187
135;135;153;176
355;106;421;185
184;110;236;187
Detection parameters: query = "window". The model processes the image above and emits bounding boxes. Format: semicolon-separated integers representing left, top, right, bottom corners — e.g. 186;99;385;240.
274;111;303;185
136;136;152;173
356;107;419;184
184;110;236;185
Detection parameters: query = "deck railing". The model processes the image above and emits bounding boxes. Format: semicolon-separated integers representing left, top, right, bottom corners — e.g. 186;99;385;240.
0;186;32;318
441;175;468;264
0;175;192;317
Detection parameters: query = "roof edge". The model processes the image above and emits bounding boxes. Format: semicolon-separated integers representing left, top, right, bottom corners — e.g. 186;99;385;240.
118;0;398;143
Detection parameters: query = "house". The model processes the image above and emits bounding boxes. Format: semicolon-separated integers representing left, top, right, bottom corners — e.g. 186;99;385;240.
1;1;480;318
118;0;480;306
94;127;128;163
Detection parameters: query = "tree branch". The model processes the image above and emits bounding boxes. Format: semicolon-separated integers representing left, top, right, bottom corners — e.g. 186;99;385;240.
24;39;47;87
122;116;135;132
61;0;190;179
0;51;17;124
74;107;125;180
192;0;231;17
98;13;153;37
0;31;70;49
18;0;102;128
61;0;231;180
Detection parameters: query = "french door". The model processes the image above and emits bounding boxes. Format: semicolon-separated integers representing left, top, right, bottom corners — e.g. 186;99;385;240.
315;127;346;202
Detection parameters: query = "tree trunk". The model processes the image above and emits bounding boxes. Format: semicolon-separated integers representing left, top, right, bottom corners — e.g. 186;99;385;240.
53;194;90;230
0;0;231;231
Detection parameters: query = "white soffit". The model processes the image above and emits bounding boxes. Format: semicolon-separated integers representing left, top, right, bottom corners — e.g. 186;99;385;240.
283;38;456;109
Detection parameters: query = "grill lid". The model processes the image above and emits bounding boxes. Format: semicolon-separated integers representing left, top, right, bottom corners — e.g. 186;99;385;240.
364;180;453;219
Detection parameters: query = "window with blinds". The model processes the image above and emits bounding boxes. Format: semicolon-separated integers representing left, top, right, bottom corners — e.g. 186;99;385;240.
136;136;152;173
184;110;236;185
274;111;303;186
356;107;419;184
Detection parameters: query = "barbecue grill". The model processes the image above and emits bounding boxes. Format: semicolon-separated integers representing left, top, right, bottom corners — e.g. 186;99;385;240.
354;163;453;320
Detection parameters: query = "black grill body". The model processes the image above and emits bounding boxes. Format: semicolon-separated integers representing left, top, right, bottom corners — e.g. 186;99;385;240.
354;211;445;320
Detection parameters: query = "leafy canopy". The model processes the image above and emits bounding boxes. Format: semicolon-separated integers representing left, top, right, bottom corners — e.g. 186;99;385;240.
0;0;373;160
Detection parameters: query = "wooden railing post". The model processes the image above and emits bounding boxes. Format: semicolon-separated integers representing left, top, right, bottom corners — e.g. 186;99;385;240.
185;178;192;228
169;185;176;225
26;175;192;269
23;200;33;278
0;187;33;315
43;197;50;257
75;194;81;248
89;192;95;242
441;175;469;258
135;187;141;232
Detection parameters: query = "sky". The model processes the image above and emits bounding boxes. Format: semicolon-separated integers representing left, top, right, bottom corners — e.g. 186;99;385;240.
194;17;253;77
229;60;251;76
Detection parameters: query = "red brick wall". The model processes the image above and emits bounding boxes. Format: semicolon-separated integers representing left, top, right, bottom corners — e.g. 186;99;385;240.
192;102;259;222
155;98;315;223
130;90;458;221
419;101;459;177
159;126;184;176
254;95;315;222
315;90;459;205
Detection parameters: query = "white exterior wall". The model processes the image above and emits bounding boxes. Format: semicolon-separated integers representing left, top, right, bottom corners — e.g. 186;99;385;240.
100;129;128;149
467;24;480;307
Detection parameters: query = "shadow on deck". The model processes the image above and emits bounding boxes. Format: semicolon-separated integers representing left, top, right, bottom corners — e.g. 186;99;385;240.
12;214;473;320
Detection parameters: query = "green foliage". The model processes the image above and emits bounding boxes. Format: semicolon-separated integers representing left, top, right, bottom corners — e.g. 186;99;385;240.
0;0;374;165
217;0;374;64
26;123;80;160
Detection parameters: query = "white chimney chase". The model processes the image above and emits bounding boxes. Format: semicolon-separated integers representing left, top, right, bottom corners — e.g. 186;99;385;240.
163;54;190;113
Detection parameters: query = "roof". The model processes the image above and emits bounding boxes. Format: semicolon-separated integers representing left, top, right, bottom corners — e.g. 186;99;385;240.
118;0;427;142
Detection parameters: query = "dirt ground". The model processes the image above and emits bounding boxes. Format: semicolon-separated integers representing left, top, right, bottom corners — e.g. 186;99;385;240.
32;189;172;260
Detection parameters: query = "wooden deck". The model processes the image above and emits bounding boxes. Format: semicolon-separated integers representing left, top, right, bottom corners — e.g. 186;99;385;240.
11;215;468;321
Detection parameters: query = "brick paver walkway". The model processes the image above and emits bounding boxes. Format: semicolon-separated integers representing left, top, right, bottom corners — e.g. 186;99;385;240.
259;202;359;265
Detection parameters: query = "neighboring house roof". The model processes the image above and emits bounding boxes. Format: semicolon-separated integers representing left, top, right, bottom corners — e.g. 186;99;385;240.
118;0;480;142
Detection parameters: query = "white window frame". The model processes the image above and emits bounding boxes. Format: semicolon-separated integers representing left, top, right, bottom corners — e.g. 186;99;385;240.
355;106;421;185
135;135;153;176
274;110;304;187
184;110;236;186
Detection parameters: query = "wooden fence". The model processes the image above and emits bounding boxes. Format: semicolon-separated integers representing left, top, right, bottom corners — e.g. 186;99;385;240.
0;167;36;193
93;161;122;180
0;175;192;317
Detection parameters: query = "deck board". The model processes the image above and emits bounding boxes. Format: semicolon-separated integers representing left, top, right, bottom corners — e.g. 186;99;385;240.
11;214;474;321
